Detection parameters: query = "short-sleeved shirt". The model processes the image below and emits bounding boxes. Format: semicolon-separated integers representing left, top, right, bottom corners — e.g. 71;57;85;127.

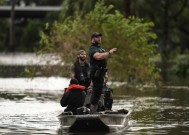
89;43;107;68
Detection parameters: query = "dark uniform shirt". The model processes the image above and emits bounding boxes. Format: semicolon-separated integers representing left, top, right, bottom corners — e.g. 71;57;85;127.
89;43;107;68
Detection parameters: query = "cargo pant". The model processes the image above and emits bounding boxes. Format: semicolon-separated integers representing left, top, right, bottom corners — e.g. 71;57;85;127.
90;67;107;106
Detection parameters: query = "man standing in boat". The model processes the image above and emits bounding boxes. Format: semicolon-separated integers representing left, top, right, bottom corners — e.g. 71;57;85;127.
89;32;117;113
70;50;91;91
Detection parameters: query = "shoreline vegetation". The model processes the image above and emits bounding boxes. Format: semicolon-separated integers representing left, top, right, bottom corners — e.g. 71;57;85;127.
0;1;188;87
0;53;188;87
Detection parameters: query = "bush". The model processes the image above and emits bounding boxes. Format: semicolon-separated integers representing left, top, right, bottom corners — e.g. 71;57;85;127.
38;0;160;83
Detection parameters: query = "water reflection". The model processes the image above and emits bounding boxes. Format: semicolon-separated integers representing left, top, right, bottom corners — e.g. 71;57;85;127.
0;78;189;135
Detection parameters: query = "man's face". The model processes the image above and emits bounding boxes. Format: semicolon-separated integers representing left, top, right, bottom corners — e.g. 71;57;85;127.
93;36;101;44
79;51;86;61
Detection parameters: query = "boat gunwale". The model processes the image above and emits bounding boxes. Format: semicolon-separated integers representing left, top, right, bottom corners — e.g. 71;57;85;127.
57;110;131;119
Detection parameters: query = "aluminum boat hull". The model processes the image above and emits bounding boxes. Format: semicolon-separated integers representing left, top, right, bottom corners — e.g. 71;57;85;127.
58;110;131;132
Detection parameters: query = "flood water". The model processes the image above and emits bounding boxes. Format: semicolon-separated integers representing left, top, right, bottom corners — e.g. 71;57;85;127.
0;77;189;135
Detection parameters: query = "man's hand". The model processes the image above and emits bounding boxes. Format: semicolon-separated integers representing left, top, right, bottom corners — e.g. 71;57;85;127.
109;48;117;54
93;48;117;60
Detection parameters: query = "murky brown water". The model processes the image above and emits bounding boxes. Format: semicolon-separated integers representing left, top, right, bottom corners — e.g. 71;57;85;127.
0;77;189;135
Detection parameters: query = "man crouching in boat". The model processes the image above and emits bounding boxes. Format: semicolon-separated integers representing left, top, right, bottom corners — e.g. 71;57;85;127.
60;79;86;115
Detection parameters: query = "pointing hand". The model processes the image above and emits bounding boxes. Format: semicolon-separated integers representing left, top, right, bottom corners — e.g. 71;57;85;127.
109;48;117;54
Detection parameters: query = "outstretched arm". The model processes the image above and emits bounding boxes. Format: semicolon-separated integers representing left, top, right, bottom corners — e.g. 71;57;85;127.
93;48;117;60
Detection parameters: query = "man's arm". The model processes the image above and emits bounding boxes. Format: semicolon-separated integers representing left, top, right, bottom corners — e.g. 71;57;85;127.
60;92;69;107
93;48;117;60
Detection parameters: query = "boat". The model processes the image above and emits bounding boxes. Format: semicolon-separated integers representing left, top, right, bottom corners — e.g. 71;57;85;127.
57;108;131;132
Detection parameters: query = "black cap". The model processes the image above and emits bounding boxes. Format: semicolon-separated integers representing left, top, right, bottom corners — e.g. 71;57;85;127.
70;78;78;85
91;32;102;38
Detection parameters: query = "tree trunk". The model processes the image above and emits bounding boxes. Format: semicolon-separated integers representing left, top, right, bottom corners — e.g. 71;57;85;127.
9;0;16;52
124;0;131;18
161;0;170;82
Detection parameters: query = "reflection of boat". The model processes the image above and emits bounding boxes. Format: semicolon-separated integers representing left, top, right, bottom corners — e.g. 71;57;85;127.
57;109;131;132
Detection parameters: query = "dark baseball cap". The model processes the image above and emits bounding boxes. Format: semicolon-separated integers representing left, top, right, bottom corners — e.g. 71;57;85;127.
70;78;78;85
91;32;102;38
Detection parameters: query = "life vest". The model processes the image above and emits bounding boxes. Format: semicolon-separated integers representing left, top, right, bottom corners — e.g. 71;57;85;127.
73;61;90;82
65;84;85;93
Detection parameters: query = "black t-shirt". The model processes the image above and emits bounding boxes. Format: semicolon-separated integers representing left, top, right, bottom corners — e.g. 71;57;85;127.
89;43;107;68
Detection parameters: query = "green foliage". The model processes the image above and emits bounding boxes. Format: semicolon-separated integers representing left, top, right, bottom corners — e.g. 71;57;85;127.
18;19;43;52
0;19;9;51
0;0;4;5
39;0;160;83
59;0;96;21
169;53;189;78
132;0;189;56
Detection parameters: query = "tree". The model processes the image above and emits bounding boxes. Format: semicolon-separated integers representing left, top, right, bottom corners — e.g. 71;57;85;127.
131;0;189;80
38;0;159;84
9;0;17;52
